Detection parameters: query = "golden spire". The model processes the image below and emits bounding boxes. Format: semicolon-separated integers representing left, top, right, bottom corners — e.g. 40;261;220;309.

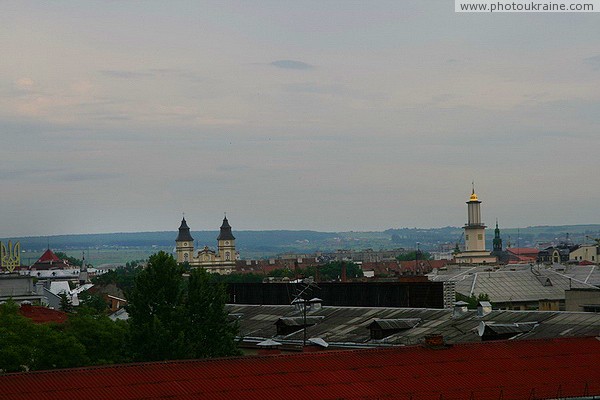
469;182;478;201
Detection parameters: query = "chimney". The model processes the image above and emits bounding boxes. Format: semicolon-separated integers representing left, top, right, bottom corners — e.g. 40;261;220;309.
453;301;469;318
309;298;323;311
256;339;282;355
341;263;347;282
477;301;492;317
423;334;445;348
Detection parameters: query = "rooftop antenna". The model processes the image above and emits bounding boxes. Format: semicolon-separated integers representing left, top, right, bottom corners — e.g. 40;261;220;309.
291;278;320;347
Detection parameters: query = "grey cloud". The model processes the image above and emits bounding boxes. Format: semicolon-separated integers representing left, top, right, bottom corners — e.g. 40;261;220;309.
270;60;314;70
58;172;122;182
100;70;154;78
584;55;600;70
283;82;345;95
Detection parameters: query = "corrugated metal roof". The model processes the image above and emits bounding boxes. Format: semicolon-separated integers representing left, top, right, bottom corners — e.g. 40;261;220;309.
368;318;421;330
1;337;599;400
229;304;600;346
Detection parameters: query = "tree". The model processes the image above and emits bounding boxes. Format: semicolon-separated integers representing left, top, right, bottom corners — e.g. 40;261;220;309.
317;261;363;281
78;291;109;315
184;268;240;358
65;313;129;365
126;251;186;361
456;293;491;309
59;292;74;313
54;252;82;267
92;261;142;295
396;251;432;261
0;300;89;372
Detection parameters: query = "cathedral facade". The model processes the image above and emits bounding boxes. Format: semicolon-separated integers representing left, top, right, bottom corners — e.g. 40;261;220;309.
175;216;237;274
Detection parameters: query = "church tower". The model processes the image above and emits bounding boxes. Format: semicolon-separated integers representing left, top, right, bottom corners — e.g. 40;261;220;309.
464;186;486;252
175;217;195;264
217;215;236;266
493;219;503;252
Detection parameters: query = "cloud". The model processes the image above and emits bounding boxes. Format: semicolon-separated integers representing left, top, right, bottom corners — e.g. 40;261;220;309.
584;55;600;70
270;60;314;70
16;77;35;88
100;70;153;78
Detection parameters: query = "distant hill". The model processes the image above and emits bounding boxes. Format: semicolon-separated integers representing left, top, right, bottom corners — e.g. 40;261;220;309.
3;225;600;260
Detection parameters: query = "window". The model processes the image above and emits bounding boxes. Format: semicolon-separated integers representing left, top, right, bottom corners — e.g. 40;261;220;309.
225;251;230;261
184;253;188;261
478;234;483;240
465;235;469;240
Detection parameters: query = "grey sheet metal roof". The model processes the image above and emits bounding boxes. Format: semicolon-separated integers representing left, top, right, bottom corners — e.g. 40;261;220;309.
228;304;600;347
369;318;421;330
429;265;599;303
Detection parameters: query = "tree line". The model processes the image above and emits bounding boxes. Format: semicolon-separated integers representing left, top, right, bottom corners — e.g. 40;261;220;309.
0;252;238;373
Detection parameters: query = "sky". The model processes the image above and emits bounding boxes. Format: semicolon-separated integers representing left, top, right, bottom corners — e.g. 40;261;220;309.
1;1;599;237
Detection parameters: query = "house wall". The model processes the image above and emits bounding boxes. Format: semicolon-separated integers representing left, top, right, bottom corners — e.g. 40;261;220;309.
565;289;600;312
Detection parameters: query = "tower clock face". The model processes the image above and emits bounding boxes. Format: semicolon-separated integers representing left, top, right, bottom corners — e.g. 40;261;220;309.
184;242;188;246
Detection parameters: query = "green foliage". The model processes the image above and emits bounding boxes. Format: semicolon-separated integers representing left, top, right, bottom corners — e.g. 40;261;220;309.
66;314;129;365
268;268;296;278
78;291;109;315
127;251;186;361
209;273;264;283
317;261;363;281
127;251;239;361
185;269;241;358
54;251;83;267
396;251;432;261
59;292;74;313
92;261;142;295
456;293;491;309
0;301;89;372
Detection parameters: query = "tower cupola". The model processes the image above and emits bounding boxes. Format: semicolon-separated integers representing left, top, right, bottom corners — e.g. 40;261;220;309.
176;217;194;242
217;216;235;241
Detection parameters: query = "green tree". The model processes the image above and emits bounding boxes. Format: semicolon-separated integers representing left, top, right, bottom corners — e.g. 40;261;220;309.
0;301;35;372
78;291;109;315
54;252;83;267
59;292;74;313
65;313;129;365
126;251;186;361
0;301;89;372
396;251;432;261
317;261;363;281
185;268;240;358
93;261;142;295
456;293;491;309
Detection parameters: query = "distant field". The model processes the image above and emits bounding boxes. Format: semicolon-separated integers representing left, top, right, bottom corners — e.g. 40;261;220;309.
21;247;173;267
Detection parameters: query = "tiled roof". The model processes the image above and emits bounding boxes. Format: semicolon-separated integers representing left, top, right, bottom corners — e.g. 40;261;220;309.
18;305;68;324
36;249;60;263
1;336;599;400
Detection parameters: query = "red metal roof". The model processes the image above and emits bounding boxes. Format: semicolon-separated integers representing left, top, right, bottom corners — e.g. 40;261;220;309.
1;336;599;399
18;305;68;324
36;249;61;263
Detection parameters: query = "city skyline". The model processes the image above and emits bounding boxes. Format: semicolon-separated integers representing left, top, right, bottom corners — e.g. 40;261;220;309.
2;1;599;237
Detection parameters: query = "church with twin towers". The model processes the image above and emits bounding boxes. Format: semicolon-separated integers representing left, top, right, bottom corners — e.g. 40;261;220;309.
175;215;237;274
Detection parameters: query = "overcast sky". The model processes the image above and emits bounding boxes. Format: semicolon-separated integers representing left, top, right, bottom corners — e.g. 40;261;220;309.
1;1;599;237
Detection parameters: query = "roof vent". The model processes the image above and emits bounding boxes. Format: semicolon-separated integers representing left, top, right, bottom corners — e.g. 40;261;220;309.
477;301;492;317
309;298;323;311
453;301;469;318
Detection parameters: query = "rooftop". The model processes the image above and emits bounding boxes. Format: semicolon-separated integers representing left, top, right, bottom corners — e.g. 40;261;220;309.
1;336;599;400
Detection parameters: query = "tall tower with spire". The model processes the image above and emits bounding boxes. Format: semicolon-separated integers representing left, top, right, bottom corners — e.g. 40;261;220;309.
217;214;236;266
454;185;497;265
493;219;503;252
175;216;195;264
464;186;486;252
